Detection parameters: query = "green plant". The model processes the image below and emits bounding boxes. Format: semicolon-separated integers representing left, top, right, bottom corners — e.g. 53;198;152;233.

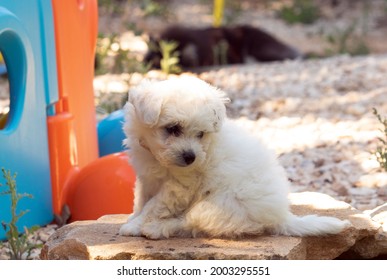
324;1;370;57
373;108;387;172
278;0;319;25
159;40;182;75
0;168;41;259
95;33;151;75
325;21;369;56
98;0;125;15
139;0;169;18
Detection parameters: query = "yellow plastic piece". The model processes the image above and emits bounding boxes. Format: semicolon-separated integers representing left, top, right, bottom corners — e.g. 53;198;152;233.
213;0;224;27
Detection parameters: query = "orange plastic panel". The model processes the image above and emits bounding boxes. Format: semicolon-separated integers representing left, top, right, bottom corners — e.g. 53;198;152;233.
51;0;99;168
48;1;135;220
47;112;79;214
62;152;135;221
48;0;99;215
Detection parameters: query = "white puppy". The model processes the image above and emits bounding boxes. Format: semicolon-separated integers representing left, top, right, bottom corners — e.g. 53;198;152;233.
119;77;350;239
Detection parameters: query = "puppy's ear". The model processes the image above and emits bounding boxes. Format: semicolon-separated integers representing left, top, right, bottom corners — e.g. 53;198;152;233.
216;88;231;105
128;81;163;127
210;88;230;132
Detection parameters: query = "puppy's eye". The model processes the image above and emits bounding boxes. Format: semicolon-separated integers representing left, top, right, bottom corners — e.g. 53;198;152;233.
165;124;182;137
197;131;205;139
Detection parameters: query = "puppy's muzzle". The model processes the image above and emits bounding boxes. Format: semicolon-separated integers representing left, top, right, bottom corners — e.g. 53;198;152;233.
181;150;196;166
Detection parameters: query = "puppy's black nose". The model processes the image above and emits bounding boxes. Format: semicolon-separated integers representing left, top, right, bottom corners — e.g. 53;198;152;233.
182;151;196;165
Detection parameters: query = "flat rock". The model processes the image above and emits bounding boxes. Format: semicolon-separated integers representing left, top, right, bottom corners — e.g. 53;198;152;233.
340;202;387;259
40;192;381;260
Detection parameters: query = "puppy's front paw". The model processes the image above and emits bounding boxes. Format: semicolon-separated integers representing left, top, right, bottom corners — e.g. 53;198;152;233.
119;220;142;236
141;221;166;239
142;218;185;239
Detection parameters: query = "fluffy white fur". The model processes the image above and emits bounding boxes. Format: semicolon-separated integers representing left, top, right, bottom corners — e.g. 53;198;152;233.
119;77;350;239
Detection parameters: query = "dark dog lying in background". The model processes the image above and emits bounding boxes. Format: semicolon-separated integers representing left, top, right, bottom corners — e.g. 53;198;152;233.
144;25;302;69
